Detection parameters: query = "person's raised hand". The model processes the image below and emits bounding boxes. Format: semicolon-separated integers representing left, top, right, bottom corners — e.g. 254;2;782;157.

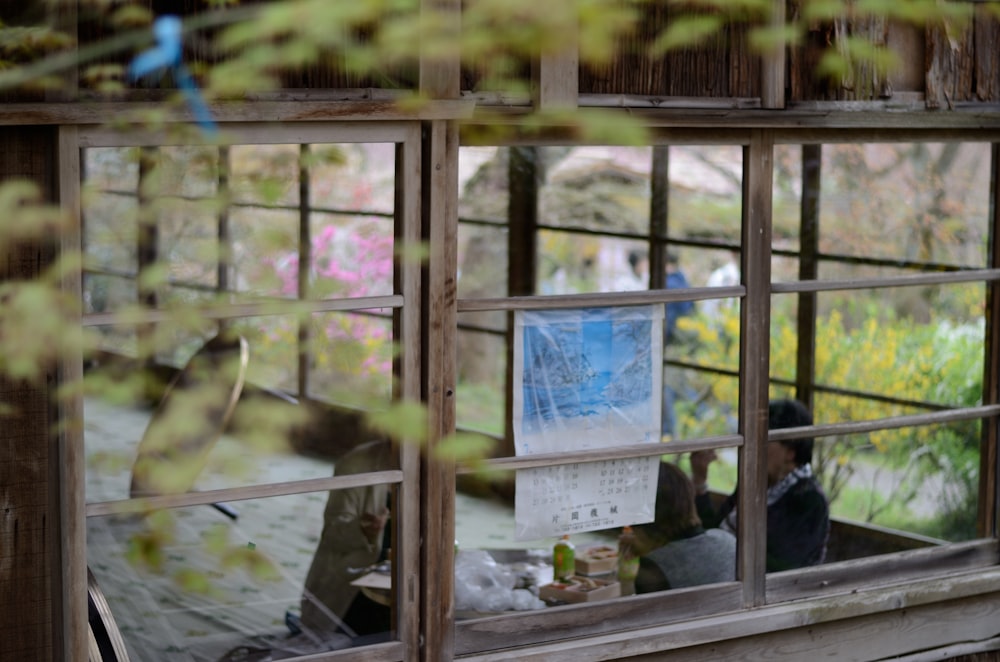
689;449;718;486
361;507;390;545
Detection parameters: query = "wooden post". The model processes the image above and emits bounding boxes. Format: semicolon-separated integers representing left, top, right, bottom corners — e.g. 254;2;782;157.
980;143;1000;538
761;0;786;109
420;119;459;662
0;126;65;661
532;35;579;110
57;125;86;662
297;144;311;397
396;130;424;658
419;2;460;657
739;129;774;606
795;144;821;410
649;145;669;290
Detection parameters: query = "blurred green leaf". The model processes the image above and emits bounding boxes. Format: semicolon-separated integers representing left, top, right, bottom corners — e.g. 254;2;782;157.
366;399;428;444
802;0;849;22
174;568;214;595
138;263;169;291
649;15;723;55
110;5;153;29
749;24;802;54
434;431;496;463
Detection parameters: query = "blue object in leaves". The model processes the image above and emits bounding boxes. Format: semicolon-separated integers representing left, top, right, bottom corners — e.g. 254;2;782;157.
129;15;216;136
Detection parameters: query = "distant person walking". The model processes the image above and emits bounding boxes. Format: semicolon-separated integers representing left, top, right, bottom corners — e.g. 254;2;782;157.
614;249;649;292
662;251;695;438
701;250;739;320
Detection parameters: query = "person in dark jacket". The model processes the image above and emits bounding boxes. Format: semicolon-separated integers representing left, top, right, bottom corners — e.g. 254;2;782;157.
689;398;830;572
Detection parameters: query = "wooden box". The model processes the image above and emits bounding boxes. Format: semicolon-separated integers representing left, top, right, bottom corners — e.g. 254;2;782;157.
575;545;618;575
539;576;621;604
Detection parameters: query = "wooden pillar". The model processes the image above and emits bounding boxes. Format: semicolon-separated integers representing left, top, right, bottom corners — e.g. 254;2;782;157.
57;125;86;662
0;126;66;662
508;146;540;298
505;146;541;455
419;1;460;658
396;131;424;659
761;0;786;109
419;119;459;662
649;145;669;290
795;144;821;410
297;144;311;397
532;36;579;110
739;129;774;607
979;143;1000;538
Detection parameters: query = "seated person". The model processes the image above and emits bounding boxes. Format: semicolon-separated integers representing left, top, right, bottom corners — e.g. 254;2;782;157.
632;461;736;593
300;438;393;641
690;398;830;572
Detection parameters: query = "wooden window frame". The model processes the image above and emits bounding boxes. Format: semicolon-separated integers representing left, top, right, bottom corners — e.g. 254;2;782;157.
60;121;423;662
55;119;1000;660
451;129;1000;657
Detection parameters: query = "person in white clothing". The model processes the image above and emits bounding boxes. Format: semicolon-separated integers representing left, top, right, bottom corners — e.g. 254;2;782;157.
614;249;648;292
701;250;739;320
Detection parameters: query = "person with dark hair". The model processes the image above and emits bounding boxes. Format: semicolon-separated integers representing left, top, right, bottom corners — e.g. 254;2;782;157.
689;398;830;572
632;462;736;593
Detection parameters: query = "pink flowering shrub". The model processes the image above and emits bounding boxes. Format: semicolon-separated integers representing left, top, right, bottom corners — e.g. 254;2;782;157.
267;216;395;399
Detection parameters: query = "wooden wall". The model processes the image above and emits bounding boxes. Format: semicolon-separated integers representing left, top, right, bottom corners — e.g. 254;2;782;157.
3;1;999;107
578;2;759;98
0;127;61;662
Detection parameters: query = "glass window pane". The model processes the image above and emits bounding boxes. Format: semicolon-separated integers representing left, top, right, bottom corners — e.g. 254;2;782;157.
229;144;300;206
309;143;396;216
774;143;992;271
230;207;299;298
159;196;222;289
458;223;507;299
308;212;394;300
815;421;982;562
454;482;621;615
83;190;138;274
305;310;394;408
772;282;984;417
456;321;506;438
157;146;220;198
84;273;137;316
87;485;398;658
668;146;743;241
232;314;299;393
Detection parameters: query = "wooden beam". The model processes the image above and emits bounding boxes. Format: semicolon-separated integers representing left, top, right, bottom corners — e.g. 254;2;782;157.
739;129;774;606
455;566;1000;661
980;142;1000;537
0;126;60;662
420;0;461;100
505;145;540;453
469;105;1000;132
532;40;579;110
57;124;86;662
649;146;668;290
397;125;424;657
0;99;476;126
760;0;786;109
795;144;820;408
420;118;459;662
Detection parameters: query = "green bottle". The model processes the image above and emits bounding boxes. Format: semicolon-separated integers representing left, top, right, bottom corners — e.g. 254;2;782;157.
617;525;639;586
553;534;575;581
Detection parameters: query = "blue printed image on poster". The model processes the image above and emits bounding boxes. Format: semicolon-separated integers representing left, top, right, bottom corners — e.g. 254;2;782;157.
513;305;663;456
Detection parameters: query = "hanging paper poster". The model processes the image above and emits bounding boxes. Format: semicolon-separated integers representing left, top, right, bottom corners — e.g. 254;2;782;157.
512;305;663;541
